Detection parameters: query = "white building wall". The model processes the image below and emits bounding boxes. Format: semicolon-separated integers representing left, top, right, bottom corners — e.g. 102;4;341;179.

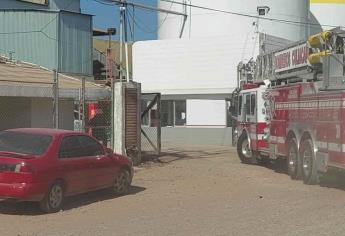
187;100;226;127
133;36;253;95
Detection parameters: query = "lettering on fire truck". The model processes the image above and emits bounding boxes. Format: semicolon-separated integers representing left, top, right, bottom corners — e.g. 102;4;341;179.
274;43;309;73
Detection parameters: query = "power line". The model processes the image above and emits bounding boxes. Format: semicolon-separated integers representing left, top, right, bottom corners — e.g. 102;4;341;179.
159;0;342;29
126;7;157;34
92;0;339;39
156;0;175;30
126;9;134;41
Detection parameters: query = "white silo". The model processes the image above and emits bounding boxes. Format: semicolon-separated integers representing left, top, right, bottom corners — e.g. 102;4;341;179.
310;0;345;30
157;0;310;42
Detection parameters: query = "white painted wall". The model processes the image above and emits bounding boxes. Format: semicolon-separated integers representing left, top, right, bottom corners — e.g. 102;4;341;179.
187;100;226;127
133;36;256;95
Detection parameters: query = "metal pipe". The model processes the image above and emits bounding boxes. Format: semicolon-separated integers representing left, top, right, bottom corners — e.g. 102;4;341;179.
53;70;59;129
82;77;86;133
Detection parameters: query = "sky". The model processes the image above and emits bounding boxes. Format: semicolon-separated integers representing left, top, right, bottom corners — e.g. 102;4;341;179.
81;0;158;41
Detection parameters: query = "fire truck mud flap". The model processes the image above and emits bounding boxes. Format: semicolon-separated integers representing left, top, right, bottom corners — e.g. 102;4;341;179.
315;152;328;173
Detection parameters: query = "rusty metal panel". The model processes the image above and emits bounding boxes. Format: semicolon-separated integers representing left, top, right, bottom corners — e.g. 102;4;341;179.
125;88;139;149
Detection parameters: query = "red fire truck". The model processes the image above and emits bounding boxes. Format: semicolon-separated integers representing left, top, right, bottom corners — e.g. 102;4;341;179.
231;28;345;184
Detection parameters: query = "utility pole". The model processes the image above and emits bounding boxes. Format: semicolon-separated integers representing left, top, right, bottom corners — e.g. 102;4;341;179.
124;9;130;82
119;0;125;81
114;0;187;81
119;0;130;82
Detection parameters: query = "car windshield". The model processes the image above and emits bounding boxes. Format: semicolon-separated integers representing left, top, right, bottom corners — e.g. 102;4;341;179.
0;131;52;156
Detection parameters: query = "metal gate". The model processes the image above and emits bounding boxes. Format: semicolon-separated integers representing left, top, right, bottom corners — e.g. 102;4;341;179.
141;93;161;156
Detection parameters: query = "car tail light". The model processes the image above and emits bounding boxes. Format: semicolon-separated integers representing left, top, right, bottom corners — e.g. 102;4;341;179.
14;162;32;173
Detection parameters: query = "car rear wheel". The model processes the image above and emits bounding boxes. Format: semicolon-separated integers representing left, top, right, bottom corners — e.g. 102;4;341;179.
287;138;302;180
112;169;130;195
301;139;319;185
40;181;64;213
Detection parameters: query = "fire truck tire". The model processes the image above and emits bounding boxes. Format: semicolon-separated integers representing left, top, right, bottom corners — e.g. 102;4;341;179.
237;133;257;164
300;139;319;185
287;138;302;180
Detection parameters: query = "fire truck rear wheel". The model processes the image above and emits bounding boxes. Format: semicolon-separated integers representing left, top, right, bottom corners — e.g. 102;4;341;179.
287;138;302;180
237;133;257;164
300;139;319;185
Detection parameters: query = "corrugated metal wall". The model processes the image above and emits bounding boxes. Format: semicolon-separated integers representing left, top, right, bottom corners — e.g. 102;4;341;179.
59;11;92;75
0;10;58;70
1;0;80;12
0;10;92;76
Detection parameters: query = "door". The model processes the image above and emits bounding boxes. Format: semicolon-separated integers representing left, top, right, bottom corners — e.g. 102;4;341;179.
78;135;116;189
58;136;93;194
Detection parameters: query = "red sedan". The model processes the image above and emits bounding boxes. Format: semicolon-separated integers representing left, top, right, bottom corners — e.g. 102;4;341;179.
0;128;133;213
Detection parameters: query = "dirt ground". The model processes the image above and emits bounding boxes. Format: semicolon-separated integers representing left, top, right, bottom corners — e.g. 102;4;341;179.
1;146;345;236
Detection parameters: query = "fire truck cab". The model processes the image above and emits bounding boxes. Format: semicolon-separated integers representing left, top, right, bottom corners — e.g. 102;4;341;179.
232;28;345;185
233;84;268;164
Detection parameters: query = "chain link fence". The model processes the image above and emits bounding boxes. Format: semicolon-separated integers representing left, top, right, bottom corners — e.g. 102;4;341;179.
57;76;112;148
141;93;161;158
83;100;112;147
0;61;112;147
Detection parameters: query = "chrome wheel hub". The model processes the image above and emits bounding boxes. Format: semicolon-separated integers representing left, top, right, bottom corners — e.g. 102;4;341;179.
114;172;128;193
49;185;63;209
303;149;312;177
241;139;252;158
288;147;297;173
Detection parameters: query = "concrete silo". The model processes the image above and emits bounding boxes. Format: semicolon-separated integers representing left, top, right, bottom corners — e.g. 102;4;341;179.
310;0;345;30
157;0;310;42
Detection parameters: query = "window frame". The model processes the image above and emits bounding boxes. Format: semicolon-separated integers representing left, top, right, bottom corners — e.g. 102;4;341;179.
238;95;243;116
245;94;251;115
250;93;256;115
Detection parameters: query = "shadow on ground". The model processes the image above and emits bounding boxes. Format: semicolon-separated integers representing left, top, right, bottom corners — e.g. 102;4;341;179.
257;159;345;192
0;185;145;216
142;147;230;164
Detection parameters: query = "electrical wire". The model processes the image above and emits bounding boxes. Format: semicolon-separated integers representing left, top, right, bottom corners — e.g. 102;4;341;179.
159;0;342;29
126;8;134;41
91;0;340;38
156;0;174;30
126;8;157;34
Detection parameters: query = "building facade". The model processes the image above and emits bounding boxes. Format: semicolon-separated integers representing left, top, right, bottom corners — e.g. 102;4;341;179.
1;0;81;12
0;1;92;76
134;0;311;146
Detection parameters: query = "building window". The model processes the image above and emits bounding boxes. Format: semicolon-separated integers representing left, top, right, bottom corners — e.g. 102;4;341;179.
161;100;186;127
141;100;149;126
161;101;174;127
175;101;186;126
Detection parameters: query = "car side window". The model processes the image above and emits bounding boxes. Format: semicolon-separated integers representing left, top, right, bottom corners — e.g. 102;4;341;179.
78;136;104;157
59;136;84;159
